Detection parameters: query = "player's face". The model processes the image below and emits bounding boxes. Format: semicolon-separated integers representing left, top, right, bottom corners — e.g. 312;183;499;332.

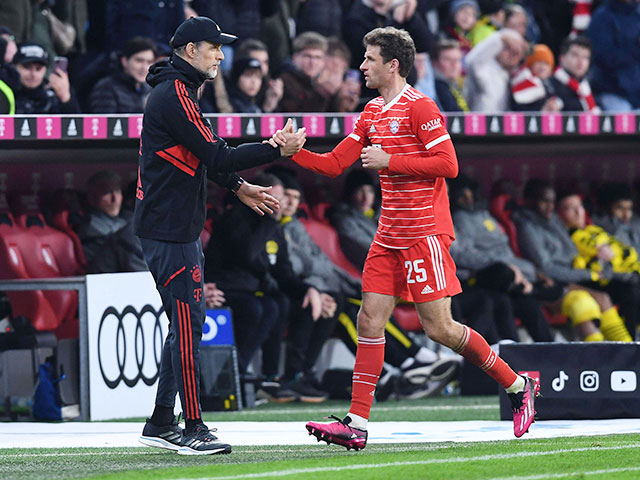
282;188;301;217
360;45;391;90
611;199;633;224
192;41;224;80
557;195;586;229
534;187;556;220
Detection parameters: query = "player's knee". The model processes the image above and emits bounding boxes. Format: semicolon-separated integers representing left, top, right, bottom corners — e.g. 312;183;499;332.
356;308;385;337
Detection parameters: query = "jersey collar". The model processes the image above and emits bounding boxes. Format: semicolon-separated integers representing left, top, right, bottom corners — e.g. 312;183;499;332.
381;83;410;113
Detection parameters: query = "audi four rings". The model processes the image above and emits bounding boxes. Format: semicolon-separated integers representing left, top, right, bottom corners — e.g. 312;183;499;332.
97;304;166;389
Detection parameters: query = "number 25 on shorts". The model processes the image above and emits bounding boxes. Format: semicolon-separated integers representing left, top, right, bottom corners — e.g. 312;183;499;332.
405;259;427;284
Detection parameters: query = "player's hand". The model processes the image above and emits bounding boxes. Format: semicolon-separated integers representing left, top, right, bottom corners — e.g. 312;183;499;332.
302;287;323;321
236;182;280;215
204;282;225;308
277;118;306;157
361;146;391;170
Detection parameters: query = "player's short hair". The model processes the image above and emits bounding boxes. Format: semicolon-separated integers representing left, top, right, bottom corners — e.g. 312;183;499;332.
363;27;415;78
598;182;634;210
292;31;328;54
559;35;591;56
431;39;461;62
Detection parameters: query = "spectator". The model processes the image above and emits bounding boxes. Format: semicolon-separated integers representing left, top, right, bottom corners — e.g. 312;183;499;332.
513;179;631;341
503;4;529;39
296;0;344;38
511;43;562;111
431;39;468;112
412;51;437;100
279;31;331;113
0;26;17;114
444;0;480;54
342;0;433;77
317;37;361;112
328;169;379;271
449;175;554;342
235;38;283;113
0;26;17;65
556;188;638;339
227;56;263;113
76;170;147;274
587;0;640;111
204;173;321;402
12;42;79;114
88;36;156;113
548;35;599;112
467;0;504;47
594;182;640;252
104;0;185;57
464;29;528;111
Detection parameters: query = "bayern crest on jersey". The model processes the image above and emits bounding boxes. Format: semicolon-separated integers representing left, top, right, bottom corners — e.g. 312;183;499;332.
389;119;400;134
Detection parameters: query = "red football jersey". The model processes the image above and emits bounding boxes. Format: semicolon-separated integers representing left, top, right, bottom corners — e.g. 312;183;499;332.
292;84;458;249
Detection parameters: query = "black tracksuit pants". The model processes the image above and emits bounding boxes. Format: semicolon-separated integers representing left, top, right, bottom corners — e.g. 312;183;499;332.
140;237;205;422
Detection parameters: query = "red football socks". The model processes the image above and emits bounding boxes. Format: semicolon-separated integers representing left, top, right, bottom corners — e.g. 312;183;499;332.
453;325;518;389
349;336;385;419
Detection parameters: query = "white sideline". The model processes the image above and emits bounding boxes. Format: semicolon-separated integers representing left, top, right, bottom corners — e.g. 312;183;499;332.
0;418;639;449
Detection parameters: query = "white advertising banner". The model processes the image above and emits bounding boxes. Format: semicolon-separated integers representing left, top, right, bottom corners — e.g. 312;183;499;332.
86;272;174;420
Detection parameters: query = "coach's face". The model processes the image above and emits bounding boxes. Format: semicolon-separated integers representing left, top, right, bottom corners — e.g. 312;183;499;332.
191;41;224;79
360;45;392;90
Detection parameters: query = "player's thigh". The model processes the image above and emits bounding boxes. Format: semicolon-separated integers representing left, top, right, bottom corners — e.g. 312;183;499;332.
358;291;399;337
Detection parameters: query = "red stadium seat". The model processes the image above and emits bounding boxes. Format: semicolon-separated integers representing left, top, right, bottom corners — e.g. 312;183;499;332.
0;213;59;331
392;303;422;331
51;210;88;273
490;194;522;257
311;202;331;224
299;218;362;280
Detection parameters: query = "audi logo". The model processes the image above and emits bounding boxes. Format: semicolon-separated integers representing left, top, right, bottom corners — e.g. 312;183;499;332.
97;305;167;389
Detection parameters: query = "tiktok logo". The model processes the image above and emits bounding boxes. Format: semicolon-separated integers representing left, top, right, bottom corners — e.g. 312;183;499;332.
552;370;569;392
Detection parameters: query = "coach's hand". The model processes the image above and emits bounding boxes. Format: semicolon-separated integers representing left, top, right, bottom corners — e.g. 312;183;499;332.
236;182;280;215
361;146;391;170
302;287;322;321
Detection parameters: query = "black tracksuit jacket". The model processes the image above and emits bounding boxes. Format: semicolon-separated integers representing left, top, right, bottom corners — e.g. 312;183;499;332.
134;54;282;242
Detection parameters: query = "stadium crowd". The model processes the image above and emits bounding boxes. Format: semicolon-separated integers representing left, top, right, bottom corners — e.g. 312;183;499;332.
1;0;639;406
0;0;639;115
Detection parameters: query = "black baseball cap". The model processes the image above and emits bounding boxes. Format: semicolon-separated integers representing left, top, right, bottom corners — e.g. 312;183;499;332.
13;42;49;66
169;17;237;49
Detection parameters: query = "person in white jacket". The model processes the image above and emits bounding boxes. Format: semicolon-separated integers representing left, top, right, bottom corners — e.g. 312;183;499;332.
463;28;528;112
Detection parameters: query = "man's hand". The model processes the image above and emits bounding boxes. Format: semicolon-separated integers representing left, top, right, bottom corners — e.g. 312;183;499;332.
48;68;71;103
302;287;322;321
509;263;533;294
361;146;391;170
236;181;280;215
263;78;283;113
204;282;225;308
320;293;337;318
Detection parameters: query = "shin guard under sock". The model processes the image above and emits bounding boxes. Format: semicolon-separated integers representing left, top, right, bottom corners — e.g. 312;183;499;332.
453;325;518;389
349;336;385;420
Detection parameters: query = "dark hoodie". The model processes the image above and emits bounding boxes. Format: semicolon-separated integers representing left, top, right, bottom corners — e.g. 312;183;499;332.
134;53;282;243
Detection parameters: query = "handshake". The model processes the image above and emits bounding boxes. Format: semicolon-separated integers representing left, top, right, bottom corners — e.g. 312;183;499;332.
264;118;307;157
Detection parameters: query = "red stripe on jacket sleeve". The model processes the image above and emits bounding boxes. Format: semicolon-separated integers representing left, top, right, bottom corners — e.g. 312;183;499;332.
174;80;214;142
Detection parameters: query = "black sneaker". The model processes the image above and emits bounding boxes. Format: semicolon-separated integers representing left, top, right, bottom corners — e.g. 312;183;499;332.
401;358;460;384
139;416;183;451
288;374;328;403
256;380;297;403
374;368;398;402
178;424;232;455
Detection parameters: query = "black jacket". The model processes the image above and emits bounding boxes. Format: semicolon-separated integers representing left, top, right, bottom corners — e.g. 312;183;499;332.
204;200;308;298
88;71;151;113
134;54;282;242
14;83;80;114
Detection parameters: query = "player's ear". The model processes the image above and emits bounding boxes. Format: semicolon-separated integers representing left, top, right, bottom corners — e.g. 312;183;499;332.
389;58;399;74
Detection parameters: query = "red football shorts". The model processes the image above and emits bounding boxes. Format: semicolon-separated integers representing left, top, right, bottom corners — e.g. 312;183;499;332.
362;234;462;303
